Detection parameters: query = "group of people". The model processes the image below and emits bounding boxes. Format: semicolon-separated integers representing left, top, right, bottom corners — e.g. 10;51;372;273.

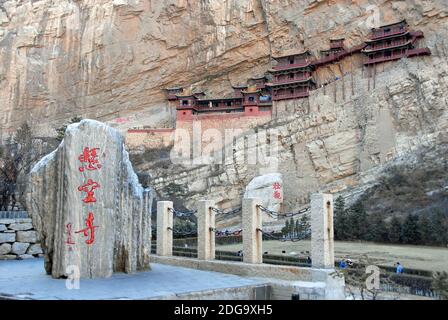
338;259;405;274
338;259;354;269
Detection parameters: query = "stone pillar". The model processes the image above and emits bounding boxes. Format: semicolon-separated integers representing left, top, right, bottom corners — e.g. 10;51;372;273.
157;201;173;256
311;193;334;269
242;198;262;264
197;200;215;260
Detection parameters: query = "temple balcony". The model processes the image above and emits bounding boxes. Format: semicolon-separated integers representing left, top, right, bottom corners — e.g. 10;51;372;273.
406;47;431;57
364;52;406;65
271;75;313;86
363;39;412;53
273;60;311;71
272;91;309;101
370;27;408;40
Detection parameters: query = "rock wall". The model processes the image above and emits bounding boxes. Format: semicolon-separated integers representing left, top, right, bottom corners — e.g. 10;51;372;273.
142;53;448;224
1;0;446;139
0;216;43;260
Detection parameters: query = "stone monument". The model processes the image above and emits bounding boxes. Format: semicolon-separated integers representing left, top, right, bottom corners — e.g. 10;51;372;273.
244;173;283;221
27;119;153;279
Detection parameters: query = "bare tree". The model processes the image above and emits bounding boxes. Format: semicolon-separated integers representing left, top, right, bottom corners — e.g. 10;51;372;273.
0;122;46;211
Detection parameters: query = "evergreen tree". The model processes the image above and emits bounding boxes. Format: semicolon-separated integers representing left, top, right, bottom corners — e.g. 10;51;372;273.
347;201;368;240
418;214;433;245
289;217;295;237
295;219;300;237
334;196;348;240
430;210;448;246
55;116;83;142
284;219;290;237
400;214;421;244
365;212;388;242
388;216;402;243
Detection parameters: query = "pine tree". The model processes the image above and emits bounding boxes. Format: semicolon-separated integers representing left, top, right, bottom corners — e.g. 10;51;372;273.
289;217;295;237
388;216;402;243
295;219;300;237
55;116;83;142
430;210;448;246
366;212;388;242
334;196;347;240
418;214;433;245
347;201;368;240
400;214;421;244
284;219;290;237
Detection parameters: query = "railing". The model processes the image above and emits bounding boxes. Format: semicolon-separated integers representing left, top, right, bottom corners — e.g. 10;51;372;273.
364;40;410;52
407;47;431;57
364;52;406;65
272;75;312;85
370;27;407;40
273;60;311;71
272;91;309;101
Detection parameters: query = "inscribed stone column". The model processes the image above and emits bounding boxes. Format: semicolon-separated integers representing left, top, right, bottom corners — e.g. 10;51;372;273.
242;198;262;264
311;193;335;269
27;119;153;279
157;201;173;256
197;200;215;260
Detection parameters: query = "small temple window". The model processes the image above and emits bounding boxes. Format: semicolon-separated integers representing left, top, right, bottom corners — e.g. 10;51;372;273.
290;89;294;94
289;58;294;64
182;100;188;106
249;96;255;102
227;101;232;106
289;74;294;79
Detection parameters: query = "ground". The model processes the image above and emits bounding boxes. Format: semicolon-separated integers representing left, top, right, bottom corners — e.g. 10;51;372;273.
217;241;448;272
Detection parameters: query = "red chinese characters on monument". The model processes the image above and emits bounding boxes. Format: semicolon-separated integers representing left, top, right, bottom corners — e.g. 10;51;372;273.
75;212;99;245
272;182;282;200
66;146;103;248
78;147;102;172
78;179;101;203
66;223;75;245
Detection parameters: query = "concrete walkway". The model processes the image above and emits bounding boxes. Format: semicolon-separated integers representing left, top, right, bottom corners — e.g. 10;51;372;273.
0;259;267;300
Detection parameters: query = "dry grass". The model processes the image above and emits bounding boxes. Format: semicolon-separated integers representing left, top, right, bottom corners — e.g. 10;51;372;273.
217;240;448;272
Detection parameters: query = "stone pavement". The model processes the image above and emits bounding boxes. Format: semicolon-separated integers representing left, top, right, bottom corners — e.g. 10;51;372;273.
0;259;267;300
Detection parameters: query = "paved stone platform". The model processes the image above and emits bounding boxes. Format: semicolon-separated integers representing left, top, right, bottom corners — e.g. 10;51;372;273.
0;259;268;300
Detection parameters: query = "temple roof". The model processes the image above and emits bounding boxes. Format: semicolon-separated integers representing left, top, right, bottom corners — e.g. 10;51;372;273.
250;75;268;81
231;84;248;89
241;85;261;94
165;86;183;91
372;19;407;31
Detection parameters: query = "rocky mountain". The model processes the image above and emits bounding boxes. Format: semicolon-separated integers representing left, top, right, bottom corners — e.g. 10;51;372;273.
1;0;447;224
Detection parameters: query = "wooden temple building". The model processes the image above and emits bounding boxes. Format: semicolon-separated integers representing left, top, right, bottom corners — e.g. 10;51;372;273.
362;20;431;65
166;19;431;118
266;51;316;100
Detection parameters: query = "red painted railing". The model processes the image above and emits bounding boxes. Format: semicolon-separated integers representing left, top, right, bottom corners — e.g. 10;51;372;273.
364;52;405;65
365;39;410;52
272;75;312;85
272;91;309;101
407;47;431;57
273;60;311;71
370;28;407;40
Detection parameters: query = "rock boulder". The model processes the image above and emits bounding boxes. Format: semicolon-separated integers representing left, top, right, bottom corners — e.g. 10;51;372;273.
244;173;283;221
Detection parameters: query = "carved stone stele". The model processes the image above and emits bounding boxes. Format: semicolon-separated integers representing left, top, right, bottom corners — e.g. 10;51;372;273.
27;120;152;279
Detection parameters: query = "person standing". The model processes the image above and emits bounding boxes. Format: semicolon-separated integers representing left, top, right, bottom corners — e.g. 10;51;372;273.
396;262;404;274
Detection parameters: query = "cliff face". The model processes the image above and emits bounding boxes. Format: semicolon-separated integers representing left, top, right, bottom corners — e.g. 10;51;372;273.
1;0;446;138
1;0;448;221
